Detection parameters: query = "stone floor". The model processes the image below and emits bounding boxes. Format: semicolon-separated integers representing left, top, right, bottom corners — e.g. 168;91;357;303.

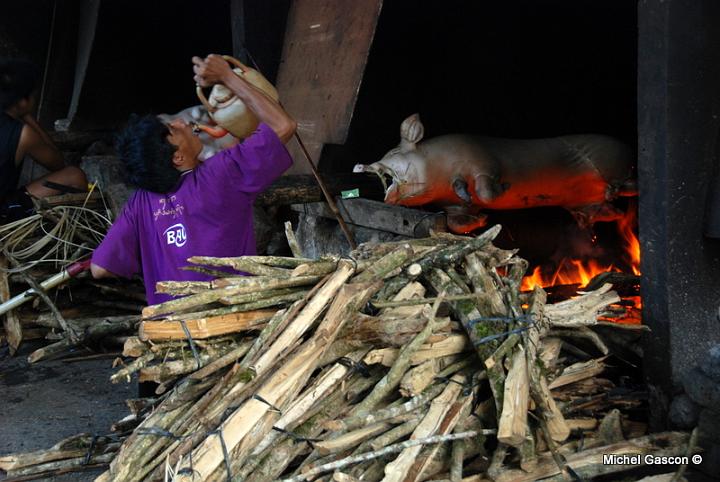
0;341;132;481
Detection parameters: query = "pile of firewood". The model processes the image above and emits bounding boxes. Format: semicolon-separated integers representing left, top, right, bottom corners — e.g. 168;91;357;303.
0;225;696;481
0;190;146;362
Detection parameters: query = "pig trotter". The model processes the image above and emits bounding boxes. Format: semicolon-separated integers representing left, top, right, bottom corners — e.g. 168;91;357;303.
452;178;472;204
473;174;505;203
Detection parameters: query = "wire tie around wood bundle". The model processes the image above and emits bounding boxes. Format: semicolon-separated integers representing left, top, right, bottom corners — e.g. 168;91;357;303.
211;428;233;482
82;434;98;465
179;319;203;370
253;394;282;413
338;356;371;377
272;426;322;447
467;314;538;346
175;440;200;480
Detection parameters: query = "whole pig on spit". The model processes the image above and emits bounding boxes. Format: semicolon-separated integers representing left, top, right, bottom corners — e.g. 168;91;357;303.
354;114;636;233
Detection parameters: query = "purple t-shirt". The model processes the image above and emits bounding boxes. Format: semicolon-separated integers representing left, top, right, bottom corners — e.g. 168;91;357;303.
92;123;292;305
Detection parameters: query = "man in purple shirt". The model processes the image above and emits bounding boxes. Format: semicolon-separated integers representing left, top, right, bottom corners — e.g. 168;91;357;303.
91;54;296;304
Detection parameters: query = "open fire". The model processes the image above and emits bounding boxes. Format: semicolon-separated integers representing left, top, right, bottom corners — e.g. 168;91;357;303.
521;203;641;323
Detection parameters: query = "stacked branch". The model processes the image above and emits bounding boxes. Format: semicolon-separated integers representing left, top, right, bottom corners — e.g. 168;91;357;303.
1;226;688;482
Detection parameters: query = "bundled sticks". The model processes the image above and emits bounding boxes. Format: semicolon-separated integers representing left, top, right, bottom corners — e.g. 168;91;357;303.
0;225;693;481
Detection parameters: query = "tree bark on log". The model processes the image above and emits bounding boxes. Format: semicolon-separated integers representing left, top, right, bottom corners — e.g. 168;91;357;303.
0;256;21;355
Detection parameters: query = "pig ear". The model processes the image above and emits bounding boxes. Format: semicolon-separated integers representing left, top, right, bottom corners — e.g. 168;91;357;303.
400;113;424;150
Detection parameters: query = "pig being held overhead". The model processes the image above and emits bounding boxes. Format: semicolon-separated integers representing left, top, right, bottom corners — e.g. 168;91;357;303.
354;114;636;233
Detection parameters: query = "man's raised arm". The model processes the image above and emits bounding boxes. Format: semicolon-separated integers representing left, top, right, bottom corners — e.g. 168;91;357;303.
192;54;297;143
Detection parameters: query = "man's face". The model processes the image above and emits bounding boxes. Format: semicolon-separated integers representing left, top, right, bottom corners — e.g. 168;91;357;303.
166;118;203;170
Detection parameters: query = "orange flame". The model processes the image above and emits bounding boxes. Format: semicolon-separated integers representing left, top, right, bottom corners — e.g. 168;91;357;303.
521;204;641;291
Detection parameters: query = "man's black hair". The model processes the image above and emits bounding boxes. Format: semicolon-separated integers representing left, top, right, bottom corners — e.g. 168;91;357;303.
115;114;180;193
0;58;40;110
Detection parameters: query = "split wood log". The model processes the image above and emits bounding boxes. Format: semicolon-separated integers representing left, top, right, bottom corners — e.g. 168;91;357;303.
154;280;212;296
351;296;446;415
493;431;693;482
4;452;115;479
338;312;452;349
519;427;538;472
523;287;570;444
0;433;111;471
137;342;249;384
127;308;296;481
597;409;625;444
351;244;414;284
238;375;375;482
0;256;22;354
463;252;506;315
405;394;474;482
248;349;370;459
284;431;485;482
188;341;258;380
496;347;530;447
142;275;319;318
548;357;608;390
211;274;322;289
549;326;609;355
363;333;470;368
220;288;308;307
378;281;427;319
424;269;503;362
539;337;563;369
325;382;447;433
544;284;620;327
27;315;139;363
565;418;599;431
371;293;492;310
292;258;340;277
121;337;147;357
285;220;304;258
138;309;275;341
174;277;378;481
163;290;306;321
110;353;154;383
413;224;502;276
380;373;466;482
315;416;415;456
188;256;291;276
400;359;442;398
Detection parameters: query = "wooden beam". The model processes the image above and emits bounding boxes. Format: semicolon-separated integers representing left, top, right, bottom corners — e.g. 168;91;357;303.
256;173;383;206
275;0;383;174
291;198;447;237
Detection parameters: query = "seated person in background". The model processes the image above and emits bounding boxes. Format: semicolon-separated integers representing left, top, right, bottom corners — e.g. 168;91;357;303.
90;54;296;305
0;58;87;223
